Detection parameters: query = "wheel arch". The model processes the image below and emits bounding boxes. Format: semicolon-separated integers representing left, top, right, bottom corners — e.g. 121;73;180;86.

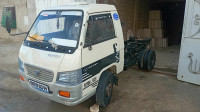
99;64;118;76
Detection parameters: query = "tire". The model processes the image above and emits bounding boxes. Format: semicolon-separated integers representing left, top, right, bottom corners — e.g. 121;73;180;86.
143;50;156;71
124;52;130;71
138;49;148;69
96;71;114;107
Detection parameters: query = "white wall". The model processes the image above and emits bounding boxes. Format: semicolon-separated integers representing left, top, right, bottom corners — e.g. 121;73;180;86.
75;0;96;4
35;0;72;15
34;0;96;15
177;0;200;85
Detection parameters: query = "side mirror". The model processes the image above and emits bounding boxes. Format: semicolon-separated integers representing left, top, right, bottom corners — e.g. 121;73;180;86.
6;16;11;34
5;16;27;36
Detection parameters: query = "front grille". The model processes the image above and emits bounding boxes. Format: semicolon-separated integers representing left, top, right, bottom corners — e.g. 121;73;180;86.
25;64;54;82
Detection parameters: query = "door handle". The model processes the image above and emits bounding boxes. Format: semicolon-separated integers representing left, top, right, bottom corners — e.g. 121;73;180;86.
113;43;117;53
88;45;92;51
113;43;120;63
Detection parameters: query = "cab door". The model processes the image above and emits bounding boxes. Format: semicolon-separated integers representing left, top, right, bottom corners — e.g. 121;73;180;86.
178;0;200;85
81;13;120;89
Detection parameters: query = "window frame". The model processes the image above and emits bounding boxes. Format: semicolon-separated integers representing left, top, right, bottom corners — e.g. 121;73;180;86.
25;10;84;51
84;13;117;48
32;16;66;35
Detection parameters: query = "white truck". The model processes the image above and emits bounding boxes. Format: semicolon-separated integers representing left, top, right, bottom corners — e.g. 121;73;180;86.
6;3;156;107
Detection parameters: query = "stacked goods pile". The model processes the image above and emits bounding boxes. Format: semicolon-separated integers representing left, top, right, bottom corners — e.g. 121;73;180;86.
135;28;151;39
149;10;168;48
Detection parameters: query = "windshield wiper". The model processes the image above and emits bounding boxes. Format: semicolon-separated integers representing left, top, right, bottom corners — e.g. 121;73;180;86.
27;35;44;42
27;35;58;50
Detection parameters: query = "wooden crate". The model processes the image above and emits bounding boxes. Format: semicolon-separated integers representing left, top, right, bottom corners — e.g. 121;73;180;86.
127;30;134;40
150;38;168;48
136;28;151;39
149;20;163;29
151;29;164;38
149;10;162;20
150;38;155;48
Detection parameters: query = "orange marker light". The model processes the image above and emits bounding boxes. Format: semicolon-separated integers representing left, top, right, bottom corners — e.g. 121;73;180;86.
20;75;25;81
59;91;70;98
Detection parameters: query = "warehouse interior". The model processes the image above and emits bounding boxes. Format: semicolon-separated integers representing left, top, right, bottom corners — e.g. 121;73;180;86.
98;0;186;47
151;0;186;46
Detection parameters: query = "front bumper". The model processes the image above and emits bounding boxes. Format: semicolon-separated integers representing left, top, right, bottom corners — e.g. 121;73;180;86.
19;70;95;106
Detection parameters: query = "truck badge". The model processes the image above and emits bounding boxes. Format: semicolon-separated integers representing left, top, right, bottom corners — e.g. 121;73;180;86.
35;70;40;76
113;13;119;20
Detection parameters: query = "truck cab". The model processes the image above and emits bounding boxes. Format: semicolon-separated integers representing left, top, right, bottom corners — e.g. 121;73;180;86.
18;3;124;106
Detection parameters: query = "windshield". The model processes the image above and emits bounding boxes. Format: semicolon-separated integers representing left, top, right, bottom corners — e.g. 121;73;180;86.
27;11;83;48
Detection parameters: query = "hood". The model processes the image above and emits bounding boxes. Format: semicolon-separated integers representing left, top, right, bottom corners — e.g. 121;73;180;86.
19;45;65;72
19;45;82;73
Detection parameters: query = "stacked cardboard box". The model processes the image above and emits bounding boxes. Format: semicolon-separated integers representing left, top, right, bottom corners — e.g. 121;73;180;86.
136;29;151;39
151;38;168;48
149;10;168;48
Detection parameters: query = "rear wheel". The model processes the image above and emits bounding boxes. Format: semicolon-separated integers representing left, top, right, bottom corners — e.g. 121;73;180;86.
144;50;156;71
96;71;114;107
138;49;148;69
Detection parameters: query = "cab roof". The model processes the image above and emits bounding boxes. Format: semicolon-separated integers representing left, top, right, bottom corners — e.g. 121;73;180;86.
46;3;117;14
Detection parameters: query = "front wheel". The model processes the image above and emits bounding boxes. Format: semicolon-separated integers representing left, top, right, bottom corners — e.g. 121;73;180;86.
96;71;114;107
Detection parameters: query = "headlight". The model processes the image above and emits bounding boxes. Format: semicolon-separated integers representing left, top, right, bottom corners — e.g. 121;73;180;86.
18;58;24;72
57;69;82;86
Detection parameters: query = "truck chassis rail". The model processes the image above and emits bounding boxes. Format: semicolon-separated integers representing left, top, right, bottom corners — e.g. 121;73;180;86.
124;37;156;71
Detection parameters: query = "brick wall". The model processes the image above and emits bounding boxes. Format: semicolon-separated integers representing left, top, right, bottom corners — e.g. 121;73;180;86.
135;0;149;29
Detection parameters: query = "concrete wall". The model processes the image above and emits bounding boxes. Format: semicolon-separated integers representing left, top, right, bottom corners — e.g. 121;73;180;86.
0;0;28;33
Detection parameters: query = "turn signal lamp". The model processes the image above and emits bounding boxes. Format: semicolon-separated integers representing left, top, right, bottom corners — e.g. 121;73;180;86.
20;75;25;81
59;91;70;98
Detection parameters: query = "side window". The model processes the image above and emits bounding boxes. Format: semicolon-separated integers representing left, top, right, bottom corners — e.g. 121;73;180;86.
85;13;116;47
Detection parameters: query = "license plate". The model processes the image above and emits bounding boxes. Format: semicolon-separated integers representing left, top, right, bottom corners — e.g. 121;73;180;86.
29;80;49;93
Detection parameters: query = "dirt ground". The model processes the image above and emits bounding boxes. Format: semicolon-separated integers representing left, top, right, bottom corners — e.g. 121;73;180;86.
0;37;200;112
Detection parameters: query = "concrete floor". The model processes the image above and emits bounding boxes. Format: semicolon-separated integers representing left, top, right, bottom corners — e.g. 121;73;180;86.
0;39;200;112
154;45;180;74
